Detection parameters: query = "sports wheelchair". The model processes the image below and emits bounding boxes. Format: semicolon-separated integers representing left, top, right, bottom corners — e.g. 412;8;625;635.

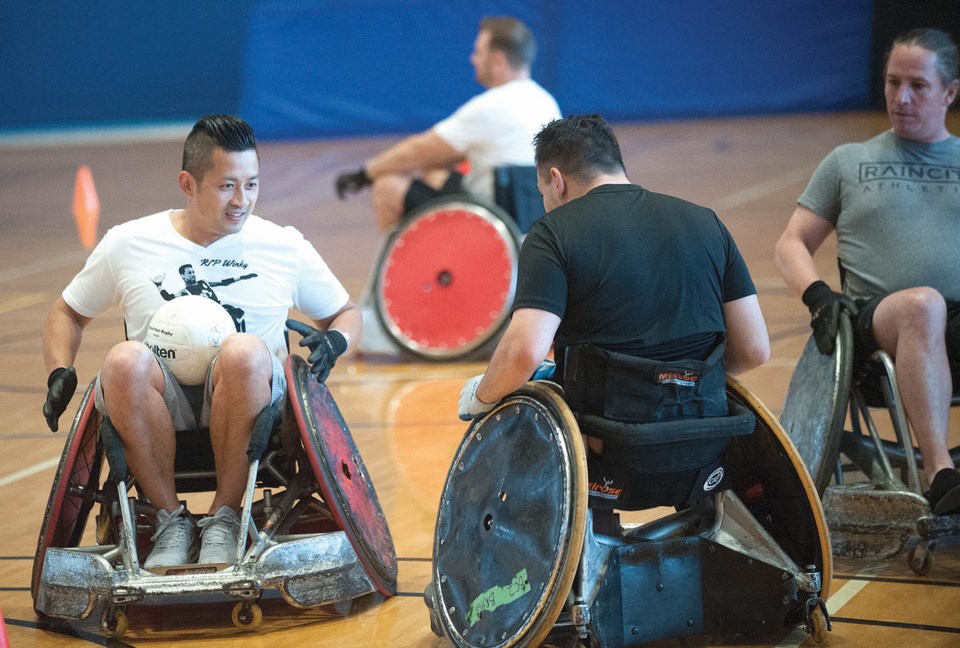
358;166;543;361
424;377;832;647
32;354;397;636
781;312;960;572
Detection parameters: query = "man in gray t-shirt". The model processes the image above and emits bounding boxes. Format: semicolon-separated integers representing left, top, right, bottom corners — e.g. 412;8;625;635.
774;28;960;515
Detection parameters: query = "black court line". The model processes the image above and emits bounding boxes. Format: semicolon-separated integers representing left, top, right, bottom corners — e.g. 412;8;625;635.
0;587;29;592
834;573;960;588
0;555;33;560
832;616;960;634
398;556;431;562
6;617;135;647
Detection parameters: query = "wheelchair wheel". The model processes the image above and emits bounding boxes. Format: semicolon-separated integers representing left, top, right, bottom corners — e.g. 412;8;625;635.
375;197;520;360
286;355;398;596
431;382;588;648
780;313;853;494
725;376;833;602
31;381;104;608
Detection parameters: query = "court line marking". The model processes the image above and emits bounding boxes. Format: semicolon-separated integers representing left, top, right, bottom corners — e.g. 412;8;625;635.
713;165;814;213
0;292;47;314
0;456;59;488
0;250;90;285
825;576;871;615
774;573;869;647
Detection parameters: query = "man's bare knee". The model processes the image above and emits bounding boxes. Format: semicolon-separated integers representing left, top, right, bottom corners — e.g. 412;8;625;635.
874;288;947;350
100;341;163;395
213;334;272;384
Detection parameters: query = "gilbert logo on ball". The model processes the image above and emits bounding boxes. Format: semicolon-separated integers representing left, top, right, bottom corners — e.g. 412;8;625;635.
144;296;235;385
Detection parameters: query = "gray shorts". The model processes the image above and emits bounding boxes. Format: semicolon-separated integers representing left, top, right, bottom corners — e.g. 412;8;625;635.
95;353;287;430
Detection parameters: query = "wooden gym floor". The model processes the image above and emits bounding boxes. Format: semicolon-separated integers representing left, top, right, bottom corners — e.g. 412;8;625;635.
2;110;960;646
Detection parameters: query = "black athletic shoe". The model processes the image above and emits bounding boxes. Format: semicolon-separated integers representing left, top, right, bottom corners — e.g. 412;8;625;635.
926;468;960;515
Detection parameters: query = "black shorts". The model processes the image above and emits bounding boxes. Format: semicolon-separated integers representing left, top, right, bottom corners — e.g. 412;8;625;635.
402;171;464;215
854;295;960;393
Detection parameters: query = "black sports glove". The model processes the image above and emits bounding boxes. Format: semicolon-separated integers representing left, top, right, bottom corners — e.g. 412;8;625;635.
802;280;858;356
335;167;372;199
43;366;78;432
286;319;349;383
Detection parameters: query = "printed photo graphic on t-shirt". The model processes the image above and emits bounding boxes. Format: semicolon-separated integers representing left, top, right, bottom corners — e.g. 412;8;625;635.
150;263;257;332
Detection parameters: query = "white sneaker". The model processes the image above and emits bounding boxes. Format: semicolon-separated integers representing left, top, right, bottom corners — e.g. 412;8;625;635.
143;504;198;569
197;506;242;565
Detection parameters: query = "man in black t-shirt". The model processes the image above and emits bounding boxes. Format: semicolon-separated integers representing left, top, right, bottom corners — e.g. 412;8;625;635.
458;115;770;423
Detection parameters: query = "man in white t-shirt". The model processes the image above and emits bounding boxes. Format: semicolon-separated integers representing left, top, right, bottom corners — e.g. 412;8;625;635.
335;16;562;231
41;115;362;570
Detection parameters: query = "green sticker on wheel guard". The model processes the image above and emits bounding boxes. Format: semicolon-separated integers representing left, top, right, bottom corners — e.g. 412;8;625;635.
467;568;532;626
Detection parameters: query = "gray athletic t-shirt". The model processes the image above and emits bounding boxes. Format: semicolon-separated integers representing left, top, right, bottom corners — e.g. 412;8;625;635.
798;130;960;301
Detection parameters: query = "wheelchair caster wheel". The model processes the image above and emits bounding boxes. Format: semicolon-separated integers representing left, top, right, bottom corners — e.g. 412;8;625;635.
907;542;933;576
102;606;128;638
232;601;263;631
808;607;828;645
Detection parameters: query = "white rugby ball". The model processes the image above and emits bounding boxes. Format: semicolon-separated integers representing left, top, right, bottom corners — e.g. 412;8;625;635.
144;296;235;385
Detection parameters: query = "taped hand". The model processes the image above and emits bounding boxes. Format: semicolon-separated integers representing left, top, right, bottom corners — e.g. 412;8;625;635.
458;374;496;421
286;319;348;383
44;366;78;432
335;168;372;199
802;280;858;356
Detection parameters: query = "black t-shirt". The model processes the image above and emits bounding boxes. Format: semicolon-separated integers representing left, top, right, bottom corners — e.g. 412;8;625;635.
513;184;756;361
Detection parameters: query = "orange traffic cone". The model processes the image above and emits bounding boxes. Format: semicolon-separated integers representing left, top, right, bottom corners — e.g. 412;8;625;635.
0;607;9;648
72;164;100;250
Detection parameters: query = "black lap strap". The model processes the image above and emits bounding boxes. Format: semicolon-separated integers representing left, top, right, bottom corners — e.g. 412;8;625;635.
578;399;755;447
581;400;755;475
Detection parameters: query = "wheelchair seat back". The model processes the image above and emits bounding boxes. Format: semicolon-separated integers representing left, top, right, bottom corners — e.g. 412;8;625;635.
560;342;755;509
493;165;545;234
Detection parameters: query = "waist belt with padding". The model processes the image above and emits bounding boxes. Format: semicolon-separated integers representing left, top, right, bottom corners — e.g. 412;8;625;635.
561;341;755;478
562;340;730;423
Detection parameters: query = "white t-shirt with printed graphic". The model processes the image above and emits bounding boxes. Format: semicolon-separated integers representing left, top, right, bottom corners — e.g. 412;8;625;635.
63;210;349;359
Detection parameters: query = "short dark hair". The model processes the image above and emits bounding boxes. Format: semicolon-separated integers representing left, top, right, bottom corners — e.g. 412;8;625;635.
182;114;258;182
534;114;625;183
887;27;959;87
481;17;536;70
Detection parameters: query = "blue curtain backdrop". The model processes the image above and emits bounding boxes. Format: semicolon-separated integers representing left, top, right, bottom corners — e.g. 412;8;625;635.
2;1;874;139
239;0;874;139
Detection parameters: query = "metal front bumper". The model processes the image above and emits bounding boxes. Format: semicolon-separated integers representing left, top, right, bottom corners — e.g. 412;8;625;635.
37;530;375;620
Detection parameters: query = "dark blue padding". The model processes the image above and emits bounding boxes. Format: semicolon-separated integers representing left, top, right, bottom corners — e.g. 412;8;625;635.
2;2;874;133
494;165;545;234
238;1;874;140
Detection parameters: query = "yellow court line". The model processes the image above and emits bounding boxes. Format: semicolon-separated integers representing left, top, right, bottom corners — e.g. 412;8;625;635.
0;292;48;314
0;456;59;488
